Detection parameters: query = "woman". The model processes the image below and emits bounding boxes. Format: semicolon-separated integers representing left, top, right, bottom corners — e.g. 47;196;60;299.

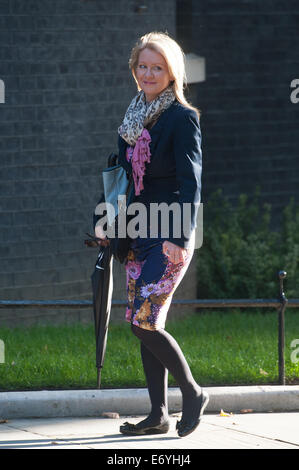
95;31;208;438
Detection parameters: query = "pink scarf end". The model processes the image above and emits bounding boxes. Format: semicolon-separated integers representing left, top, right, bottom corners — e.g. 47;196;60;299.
126;129;151;196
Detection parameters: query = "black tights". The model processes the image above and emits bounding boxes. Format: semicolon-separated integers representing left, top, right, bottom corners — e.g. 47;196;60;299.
131;324;201;425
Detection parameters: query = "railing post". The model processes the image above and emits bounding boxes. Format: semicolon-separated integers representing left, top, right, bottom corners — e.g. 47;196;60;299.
278;270;288;385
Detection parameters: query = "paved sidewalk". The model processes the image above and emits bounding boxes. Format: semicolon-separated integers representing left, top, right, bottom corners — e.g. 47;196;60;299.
1;385;298;450
0;412;298;449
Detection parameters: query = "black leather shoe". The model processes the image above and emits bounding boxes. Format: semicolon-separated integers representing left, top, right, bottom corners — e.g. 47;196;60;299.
120;420;170;436
176;390;209;438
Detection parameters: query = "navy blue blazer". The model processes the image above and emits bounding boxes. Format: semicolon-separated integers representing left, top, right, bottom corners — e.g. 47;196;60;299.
118;100;202;249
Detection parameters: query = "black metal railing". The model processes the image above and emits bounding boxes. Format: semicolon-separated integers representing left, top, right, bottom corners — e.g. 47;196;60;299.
1;270;298;385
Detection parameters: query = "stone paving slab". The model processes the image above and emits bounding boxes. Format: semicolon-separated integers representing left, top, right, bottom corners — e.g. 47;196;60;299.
0;413;298;450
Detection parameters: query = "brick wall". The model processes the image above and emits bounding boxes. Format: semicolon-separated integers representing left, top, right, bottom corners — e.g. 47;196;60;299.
177;0;299;214
3;0;297;327
0;0;184;326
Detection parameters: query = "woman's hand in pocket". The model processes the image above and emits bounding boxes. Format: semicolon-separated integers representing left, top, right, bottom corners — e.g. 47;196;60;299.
162;240;187;264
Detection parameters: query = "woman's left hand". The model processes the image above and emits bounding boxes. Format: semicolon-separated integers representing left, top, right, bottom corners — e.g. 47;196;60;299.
162;240;187;264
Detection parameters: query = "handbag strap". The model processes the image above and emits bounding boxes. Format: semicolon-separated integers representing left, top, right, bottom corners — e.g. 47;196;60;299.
107;152;118;167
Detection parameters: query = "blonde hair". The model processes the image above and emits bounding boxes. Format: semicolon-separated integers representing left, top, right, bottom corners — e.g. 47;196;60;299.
129;31;200;118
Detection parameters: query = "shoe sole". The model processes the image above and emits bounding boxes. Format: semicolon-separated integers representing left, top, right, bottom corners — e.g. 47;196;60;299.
120;423;170;436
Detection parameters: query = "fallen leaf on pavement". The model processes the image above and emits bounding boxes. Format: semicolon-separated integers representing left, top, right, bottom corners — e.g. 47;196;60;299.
219;409;233;417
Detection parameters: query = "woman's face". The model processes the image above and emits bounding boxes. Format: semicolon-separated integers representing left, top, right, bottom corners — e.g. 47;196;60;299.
135;47;172;102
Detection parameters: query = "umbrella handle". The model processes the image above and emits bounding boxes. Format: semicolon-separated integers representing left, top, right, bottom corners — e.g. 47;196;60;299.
84;233;110;247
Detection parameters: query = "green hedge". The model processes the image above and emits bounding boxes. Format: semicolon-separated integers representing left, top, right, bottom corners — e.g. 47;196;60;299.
197;188;299;299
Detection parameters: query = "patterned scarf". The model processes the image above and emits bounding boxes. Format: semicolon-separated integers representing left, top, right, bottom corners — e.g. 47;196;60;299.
118;85;175;146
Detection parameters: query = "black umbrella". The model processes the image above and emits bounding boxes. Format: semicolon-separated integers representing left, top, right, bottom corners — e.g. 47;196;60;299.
85;234;113;388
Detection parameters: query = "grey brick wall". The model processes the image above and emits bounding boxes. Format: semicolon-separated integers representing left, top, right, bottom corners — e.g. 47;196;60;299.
1;0;191;326
4;0;297;327
177;0;299;214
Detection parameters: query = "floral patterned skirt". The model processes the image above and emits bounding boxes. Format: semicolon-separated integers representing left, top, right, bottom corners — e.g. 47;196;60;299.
124;237;194;331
